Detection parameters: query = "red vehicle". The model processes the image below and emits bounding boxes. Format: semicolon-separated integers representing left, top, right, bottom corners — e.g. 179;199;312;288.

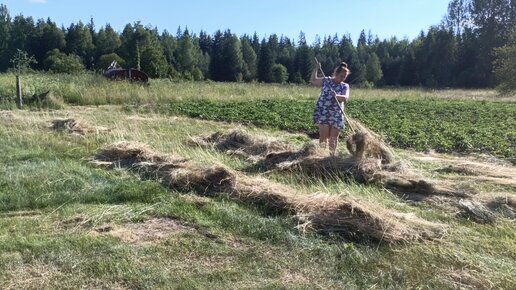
103;61;149;83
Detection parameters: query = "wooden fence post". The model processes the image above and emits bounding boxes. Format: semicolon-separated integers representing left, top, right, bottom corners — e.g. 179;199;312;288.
16;75;23;108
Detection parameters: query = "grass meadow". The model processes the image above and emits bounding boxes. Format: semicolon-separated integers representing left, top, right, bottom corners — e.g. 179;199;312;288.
0;73;515;289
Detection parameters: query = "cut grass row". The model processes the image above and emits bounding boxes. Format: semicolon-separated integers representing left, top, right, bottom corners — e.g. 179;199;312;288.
137;98;516;160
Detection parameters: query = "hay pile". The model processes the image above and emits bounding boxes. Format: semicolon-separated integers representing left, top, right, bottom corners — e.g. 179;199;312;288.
91;141;233;194
50;118;104;135
345;117;395;164
91;141;446;243
192;130;474;199
190;130;293;160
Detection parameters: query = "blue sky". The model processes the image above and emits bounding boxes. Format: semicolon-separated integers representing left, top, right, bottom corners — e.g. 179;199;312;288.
2;0;450;43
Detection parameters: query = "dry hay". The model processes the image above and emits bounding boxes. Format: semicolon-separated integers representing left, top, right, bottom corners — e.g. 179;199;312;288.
441;269;495;290
435;162;516;189
261;142;473;199
190;129;293;160
50;118;106;135
90;141;446;244
457;199;497;224
191;131;473;200
435;162;516;179
92;218;195;244
292;193;444;242
483;195;516;219
91;141;233;195
345;116;395;164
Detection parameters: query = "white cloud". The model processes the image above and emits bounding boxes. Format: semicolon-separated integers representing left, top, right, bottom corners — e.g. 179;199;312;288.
30;0;48;4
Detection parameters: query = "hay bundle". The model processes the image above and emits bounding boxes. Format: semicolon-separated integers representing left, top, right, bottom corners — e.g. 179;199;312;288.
231;176;297;214
293;194;444;242
231;176;445;242
162;165;235;195
91;141;233;195
190;130;293;159
345;117;395;164
51;118;92;135
91;141;176;168
91;141;446;243
50;118;108;135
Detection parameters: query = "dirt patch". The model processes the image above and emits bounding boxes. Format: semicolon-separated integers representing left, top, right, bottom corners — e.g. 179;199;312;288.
91;141;446;244
0;111;16;122
3;262;64;290
92;218;196;245
50;118;108;135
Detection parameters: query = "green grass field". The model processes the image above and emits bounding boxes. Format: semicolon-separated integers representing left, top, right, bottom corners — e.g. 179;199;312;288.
0;73;515;289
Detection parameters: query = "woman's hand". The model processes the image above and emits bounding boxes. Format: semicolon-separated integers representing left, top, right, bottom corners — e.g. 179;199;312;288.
333;91;349;103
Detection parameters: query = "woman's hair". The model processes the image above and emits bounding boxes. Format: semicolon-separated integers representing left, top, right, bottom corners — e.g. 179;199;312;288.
334;62;351;75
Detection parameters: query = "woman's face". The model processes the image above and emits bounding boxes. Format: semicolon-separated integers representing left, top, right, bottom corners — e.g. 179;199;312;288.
334;71;349;83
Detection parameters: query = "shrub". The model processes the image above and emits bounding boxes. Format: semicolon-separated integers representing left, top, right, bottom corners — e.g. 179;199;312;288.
271;64;288;84
44;49;85;74
98;53;126;70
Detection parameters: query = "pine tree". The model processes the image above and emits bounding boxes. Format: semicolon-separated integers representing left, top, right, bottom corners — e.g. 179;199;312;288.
365;52;383;85
0;4;12;71
357;29;367;47
8;15;35;66
209;30;223;80
219;31;244;81
96;24;121;57
494;28;516;94
257;40;274;83
32;19;66;69
294;32;314;83
65;21;95;68
160;30;177;74
241;38;257;81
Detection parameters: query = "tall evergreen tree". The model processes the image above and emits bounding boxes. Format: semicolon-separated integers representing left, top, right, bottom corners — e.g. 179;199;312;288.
218;31;244;81
31;18;66;68
0;4;12;71
493;28;516;94
241;38;257;81
65;21;95;68
0;5;10;62
365;52;383;85
294;32;314;83
96;24;121;57
257;39;274;83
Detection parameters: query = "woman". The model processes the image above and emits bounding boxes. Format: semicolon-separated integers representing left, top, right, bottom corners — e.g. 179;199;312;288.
311;61;351;155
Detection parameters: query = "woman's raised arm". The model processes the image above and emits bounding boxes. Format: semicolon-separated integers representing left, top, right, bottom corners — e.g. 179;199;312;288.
310;63;323;87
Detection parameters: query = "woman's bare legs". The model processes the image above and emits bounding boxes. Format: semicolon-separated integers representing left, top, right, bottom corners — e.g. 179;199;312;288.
329;127;341;155
319;125;331;149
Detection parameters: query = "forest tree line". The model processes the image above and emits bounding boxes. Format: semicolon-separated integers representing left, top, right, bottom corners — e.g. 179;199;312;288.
0;0;514;89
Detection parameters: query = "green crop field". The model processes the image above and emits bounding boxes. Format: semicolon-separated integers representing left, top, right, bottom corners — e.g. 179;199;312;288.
0;73;515;289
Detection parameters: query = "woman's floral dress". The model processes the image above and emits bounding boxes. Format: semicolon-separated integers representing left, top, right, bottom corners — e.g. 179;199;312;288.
313;76;349;130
